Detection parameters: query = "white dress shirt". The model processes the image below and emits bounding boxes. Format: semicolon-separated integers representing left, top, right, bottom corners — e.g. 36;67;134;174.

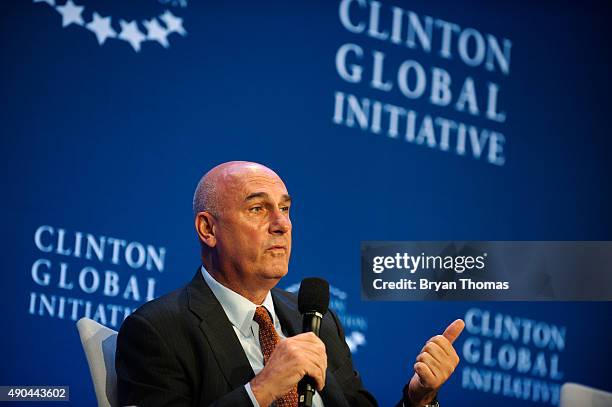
201;266;324;407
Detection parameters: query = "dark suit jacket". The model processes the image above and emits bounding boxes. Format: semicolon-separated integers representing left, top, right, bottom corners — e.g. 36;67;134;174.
116;270;409;406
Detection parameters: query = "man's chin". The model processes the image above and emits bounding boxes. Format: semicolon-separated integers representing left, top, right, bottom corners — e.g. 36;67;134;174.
260;264;289;281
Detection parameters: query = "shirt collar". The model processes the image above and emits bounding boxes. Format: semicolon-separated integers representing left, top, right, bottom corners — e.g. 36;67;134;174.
200;265;279;337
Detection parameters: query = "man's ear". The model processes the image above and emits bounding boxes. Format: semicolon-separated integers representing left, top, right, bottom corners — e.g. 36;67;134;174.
195;212;216;248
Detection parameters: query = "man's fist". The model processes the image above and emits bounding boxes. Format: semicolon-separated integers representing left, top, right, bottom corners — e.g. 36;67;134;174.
250;332;327;406
407;319;464;406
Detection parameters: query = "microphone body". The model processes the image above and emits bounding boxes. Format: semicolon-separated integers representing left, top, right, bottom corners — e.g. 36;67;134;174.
298;311;323;407
297;278;330;407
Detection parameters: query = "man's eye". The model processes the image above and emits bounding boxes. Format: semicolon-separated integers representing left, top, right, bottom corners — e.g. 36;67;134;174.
249;206;263;213
280;206;290;213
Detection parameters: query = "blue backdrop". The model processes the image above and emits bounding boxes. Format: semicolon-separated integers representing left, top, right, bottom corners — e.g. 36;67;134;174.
2;0;612;406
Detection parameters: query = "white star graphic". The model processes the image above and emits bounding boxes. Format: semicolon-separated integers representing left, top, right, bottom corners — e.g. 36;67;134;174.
86;12;116;45
33;0;55;6
143;18;169;48
55;0;84;27
160;10;186;36
118;20;146;52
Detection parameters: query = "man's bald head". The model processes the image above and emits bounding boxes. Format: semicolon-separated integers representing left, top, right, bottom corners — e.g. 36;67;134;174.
193;161;292;302
192;161;283;217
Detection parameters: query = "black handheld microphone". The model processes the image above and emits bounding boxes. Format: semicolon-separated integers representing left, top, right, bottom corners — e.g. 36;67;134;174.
297;277;330;407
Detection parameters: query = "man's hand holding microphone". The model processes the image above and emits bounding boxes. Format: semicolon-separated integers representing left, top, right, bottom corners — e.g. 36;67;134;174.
251;277;465;407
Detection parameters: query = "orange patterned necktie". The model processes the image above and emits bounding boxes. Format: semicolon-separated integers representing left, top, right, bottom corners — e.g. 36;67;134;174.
253;306;299;407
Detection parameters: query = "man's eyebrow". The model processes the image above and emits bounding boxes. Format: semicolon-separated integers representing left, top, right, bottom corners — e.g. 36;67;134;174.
244;192;292;203
244;192;269;202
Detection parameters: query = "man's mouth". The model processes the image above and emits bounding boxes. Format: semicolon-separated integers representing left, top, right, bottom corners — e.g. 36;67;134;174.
267;245;287;252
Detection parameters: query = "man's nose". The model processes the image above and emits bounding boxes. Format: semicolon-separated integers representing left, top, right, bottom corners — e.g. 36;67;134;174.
269;209;291;234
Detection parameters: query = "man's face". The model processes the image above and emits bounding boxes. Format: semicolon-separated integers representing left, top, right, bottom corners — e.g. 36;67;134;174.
213;166;292;284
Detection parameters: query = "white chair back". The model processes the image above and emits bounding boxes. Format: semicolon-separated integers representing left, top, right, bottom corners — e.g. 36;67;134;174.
560;382;612;407
76;317;119;407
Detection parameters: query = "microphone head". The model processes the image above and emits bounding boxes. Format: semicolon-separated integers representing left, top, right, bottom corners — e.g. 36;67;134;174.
298;277;330;315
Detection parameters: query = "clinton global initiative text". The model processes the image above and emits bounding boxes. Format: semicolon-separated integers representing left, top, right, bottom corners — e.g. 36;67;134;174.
28;225;166;328
333;0;511;165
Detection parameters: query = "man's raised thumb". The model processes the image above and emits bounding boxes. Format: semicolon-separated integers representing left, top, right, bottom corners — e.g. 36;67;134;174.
442;319;465;344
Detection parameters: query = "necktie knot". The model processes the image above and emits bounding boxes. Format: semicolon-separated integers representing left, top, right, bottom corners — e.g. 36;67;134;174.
253;306;274;329
254;306;279;364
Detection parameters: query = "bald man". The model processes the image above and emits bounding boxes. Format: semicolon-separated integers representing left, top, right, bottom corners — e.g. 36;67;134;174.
115;161;463;407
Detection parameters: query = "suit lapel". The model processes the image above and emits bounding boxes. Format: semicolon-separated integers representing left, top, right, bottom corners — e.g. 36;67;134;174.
186;277;350;406
186;270;255;390
271;288;302;337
